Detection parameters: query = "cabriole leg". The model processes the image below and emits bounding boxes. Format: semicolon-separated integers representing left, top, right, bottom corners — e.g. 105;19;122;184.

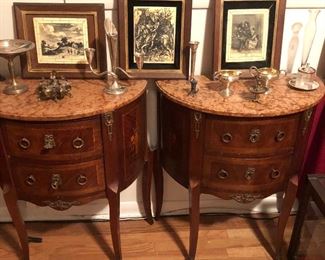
106;189;121;260
2;185;29;260
276;176;298;259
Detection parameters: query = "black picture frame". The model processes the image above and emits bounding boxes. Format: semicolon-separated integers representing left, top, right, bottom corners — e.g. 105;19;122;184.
213;0;286;75
118;0;192;79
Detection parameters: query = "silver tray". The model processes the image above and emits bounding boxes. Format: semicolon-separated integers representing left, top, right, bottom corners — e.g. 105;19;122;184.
288;79;319;91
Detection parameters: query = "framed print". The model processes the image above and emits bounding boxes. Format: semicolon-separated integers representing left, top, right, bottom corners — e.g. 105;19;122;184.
213;0;286;75
118;0;192;79
14;3;106;78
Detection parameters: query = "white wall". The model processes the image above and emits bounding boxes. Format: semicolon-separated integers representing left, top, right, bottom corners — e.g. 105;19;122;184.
0;0;324;221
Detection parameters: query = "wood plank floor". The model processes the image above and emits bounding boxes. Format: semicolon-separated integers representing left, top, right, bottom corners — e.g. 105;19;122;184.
0;212;324;260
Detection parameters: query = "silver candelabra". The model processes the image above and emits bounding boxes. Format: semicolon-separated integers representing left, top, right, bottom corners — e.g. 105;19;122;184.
85;19;143;95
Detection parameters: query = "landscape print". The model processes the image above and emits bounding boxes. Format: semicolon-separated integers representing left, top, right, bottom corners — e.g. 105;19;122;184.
33;17;89;64
133;6;177;64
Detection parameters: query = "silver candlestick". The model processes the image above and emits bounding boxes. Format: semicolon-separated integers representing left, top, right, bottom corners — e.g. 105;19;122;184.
188;41;199;96
0;39;35;95
85;19;143;95
189;41;199;81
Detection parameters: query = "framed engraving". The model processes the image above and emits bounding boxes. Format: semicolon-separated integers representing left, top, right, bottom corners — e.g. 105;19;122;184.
118;0;192;79
213;0;286;74
14;3;106;78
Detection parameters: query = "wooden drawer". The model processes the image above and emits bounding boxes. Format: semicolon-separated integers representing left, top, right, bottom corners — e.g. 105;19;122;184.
202;155;292;194
2;117;102;162
204;114;300;156
12;159;105;200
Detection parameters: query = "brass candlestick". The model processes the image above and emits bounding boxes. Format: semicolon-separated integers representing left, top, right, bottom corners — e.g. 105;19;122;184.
85;19;143;95
0;39;35;95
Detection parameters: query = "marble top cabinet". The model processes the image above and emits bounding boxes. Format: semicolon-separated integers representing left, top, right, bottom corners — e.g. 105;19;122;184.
155;76;325;259
0;79;152;260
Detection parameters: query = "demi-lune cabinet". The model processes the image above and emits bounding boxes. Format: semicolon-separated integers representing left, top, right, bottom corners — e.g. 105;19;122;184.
155;76;325;259
0;79;152;260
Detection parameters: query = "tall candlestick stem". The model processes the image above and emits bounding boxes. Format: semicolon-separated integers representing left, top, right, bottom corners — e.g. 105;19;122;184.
189;41;199;81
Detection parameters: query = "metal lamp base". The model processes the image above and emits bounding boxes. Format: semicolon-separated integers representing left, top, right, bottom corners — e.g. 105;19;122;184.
3;84;28;95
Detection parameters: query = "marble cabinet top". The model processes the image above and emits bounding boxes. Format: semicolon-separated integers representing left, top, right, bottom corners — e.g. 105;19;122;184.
0;79;146;121
156;76;325;117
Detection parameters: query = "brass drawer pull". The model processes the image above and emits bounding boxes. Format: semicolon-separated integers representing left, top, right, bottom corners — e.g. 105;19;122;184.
72;137;85;149
276;131;285;142
270;169;281;179
44;134;56;150
25;175;36;186
51;174;62;190
221;133;232;143
77;175;88;186
194;112;202;139
217;169;229;179
18;138;31;149
249;129;261;143
104;112;114;141
245;168;255;181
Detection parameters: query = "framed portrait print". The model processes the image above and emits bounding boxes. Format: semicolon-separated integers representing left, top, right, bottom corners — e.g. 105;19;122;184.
213;0;286;75
118;0;192;79
14;3;106;78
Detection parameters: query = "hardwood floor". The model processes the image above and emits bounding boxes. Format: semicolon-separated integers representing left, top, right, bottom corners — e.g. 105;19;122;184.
0;211;323;259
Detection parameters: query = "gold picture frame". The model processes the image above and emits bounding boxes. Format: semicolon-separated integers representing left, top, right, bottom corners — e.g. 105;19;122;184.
14;3;106;78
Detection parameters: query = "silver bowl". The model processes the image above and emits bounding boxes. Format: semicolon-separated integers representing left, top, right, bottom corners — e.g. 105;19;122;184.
0;39;35;95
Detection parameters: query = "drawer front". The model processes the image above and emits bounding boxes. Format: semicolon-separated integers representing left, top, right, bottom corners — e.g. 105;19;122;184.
202;155;292;194
12;159;105;199
204;114;300;156
2;117;102;161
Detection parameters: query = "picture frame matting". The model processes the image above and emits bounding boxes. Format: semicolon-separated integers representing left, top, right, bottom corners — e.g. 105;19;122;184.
213;0;286;76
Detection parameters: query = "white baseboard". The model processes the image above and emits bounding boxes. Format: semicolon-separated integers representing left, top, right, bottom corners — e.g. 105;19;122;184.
0;194;297;222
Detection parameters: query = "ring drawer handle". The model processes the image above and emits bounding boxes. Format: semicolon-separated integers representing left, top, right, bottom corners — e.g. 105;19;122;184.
270;169;281;179
276;131;285;142
25;175;36;186
77;175;88;186
249;129;261;143
245;168;255;181
51;174;62;190
221;133;233;143
18;138;31;149
72;137;85;149
217;169;229;179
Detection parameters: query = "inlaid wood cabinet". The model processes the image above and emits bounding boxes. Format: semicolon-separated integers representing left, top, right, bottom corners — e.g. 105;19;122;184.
155;76;325;259
0;79;152;260
2;117;105;207
161;95;301;197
